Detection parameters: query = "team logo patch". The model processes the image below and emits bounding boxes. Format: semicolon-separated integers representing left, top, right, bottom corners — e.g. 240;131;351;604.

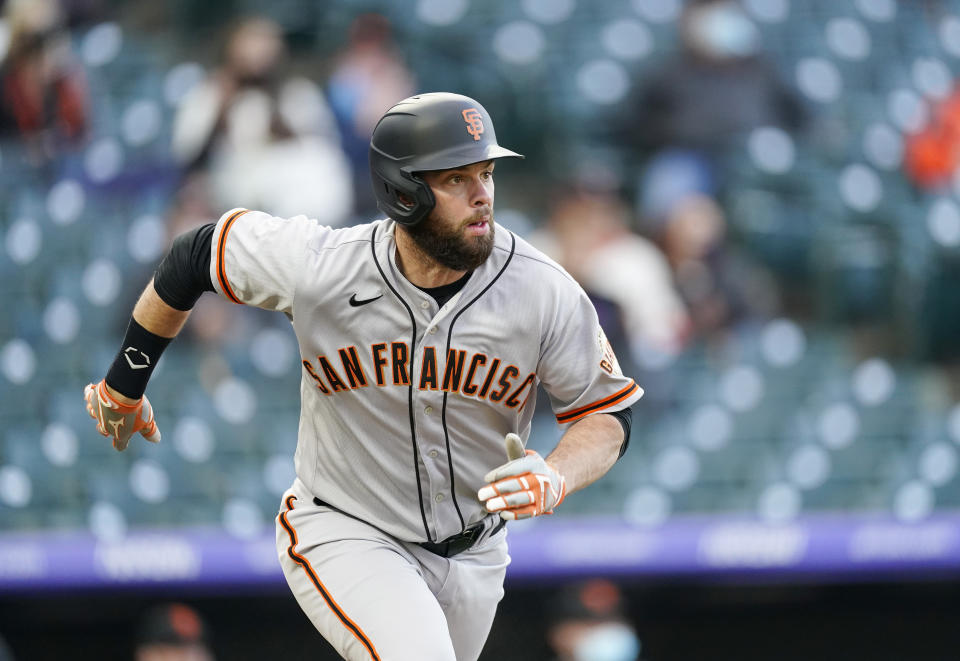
462;108;484;141
597;329;622;376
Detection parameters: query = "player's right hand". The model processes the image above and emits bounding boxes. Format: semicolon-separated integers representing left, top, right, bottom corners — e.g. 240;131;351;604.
83;379;161;451
478;433;567;520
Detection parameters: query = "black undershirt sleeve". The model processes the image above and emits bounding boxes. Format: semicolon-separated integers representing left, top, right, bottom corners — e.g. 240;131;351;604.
606;406;633;459
153;223;216;310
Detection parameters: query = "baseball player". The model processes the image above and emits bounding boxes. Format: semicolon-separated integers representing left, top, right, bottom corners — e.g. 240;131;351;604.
84;92;643;660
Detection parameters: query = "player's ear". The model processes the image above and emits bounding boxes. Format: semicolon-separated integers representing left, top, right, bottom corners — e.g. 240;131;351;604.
397;192;414;209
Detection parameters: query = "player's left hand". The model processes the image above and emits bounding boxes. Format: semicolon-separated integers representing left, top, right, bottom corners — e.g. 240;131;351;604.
477;433;567;520
84;379;161;451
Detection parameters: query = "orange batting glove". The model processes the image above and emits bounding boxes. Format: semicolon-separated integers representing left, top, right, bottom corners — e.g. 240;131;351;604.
478;433;567;520
83;379;161;451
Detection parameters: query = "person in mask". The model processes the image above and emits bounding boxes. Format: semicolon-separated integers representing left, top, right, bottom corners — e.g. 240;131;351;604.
618;0;807;162
170;16;353;229
547;579;643;661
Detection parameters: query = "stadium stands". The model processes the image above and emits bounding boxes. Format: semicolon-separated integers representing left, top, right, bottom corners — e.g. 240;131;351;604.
2;0;960;544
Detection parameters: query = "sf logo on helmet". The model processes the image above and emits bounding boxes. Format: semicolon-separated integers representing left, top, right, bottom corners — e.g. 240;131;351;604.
462;108;484;141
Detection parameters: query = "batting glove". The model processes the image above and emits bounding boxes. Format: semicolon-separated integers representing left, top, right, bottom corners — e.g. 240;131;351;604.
478;433;567;520
83;379;161;451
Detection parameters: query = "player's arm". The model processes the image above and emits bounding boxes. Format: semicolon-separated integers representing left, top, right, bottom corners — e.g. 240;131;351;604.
103;281;192;406
478;409;631;521
545;409;628;496
84;224;216;449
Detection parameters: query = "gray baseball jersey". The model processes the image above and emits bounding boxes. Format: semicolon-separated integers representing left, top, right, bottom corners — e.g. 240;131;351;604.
209;207;643;544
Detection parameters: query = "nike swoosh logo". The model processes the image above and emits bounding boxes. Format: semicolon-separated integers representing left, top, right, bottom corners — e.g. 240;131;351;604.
349;293;383;307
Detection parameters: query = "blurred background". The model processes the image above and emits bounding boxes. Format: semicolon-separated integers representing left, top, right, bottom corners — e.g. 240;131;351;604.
2;0;960;658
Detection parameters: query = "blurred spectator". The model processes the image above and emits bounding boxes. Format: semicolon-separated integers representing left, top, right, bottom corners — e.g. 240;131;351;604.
0;0;88;166
327;13;416;217
134;603;214;661
651;191;779;338
170;16;352;228
904;82;960;189
618;0;806;236
529;189;690;362
611;1;802;339
547;579;642;661
621;0;806;162
637;148;715;229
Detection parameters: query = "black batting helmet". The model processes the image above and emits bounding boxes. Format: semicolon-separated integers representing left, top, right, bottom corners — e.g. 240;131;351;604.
369;92;524;226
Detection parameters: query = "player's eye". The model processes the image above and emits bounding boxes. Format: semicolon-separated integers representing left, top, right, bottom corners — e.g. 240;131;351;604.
481;170;494;180
449;175;463;184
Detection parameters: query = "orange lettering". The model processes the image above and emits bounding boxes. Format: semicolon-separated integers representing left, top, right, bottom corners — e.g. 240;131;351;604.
419;347;439;390
462;354;487;396
441;349;467;393
391;342;410;386
302;360;330;394
478;358;501;399
318;355;347;392
490;365;519;403
505;373;536;408
371;343;388;386
339;346;368;389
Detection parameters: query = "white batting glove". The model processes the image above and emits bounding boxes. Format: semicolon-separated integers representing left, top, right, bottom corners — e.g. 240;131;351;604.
83;379;161;451
477;433;567;520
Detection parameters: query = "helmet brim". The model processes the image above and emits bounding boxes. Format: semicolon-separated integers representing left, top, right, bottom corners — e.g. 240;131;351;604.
402;144;524;174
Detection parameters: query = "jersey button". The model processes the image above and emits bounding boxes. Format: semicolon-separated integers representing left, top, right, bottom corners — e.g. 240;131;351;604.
420;301;430;309
428;326;437;334
424;406;433;415
435;493;445;502
428;450;439;458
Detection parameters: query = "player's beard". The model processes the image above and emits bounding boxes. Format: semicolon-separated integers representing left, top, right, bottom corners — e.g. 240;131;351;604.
405;208;496;272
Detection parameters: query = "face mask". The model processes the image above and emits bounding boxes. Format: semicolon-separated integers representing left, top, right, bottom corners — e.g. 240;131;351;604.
689;3;759;58
572;622;641;661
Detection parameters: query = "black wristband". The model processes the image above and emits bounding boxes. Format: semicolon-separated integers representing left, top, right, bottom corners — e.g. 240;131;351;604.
104;318;172;399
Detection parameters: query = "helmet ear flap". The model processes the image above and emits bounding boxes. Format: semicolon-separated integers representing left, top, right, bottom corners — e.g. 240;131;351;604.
369;93;522;226
375;170;435;226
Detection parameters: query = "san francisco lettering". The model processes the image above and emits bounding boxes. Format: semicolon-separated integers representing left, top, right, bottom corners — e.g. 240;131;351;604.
301;344;535;410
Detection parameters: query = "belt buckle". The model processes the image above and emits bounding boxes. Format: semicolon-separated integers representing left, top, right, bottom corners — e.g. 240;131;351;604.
463;522;483;545
448;522;482;556
418;520;488;557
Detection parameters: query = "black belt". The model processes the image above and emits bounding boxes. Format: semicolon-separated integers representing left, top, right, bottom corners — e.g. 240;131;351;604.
418;518;506;558
312;497;504;558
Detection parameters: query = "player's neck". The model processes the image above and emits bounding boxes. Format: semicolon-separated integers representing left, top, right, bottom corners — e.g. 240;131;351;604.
394;229;467;289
